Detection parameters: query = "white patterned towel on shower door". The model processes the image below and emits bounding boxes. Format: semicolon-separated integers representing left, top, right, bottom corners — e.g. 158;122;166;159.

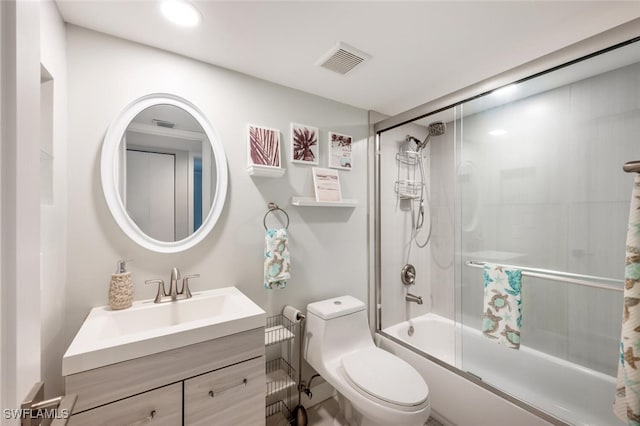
482;264;522;349
614;174;640;425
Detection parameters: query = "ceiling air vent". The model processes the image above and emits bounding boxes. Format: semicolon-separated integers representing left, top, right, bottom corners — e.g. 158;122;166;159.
316;42;371;76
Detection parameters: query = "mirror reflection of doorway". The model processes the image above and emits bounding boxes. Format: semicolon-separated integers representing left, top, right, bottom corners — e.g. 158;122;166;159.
126;149;176;241
119;104;213;243
193;157;203;232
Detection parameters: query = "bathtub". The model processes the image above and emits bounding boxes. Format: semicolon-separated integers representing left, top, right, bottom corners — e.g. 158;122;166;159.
377;313;618;426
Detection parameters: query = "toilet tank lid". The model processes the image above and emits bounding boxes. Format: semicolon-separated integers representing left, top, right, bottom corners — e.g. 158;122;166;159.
307;295;366;320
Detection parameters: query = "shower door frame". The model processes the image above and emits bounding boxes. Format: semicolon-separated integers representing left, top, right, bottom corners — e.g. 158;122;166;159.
371;17;640;426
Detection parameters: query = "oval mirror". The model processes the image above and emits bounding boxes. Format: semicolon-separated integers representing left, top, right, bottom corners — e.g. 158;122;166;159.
101;94;228;253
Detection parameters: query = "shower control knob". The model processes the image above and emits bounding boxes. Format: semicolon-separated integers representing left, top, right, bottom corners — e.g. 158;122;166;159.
401;264;416;285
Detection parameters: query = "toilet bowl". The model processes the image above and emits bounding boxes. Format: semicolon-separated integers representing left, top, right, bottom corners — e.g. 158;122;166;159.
305;295;430;426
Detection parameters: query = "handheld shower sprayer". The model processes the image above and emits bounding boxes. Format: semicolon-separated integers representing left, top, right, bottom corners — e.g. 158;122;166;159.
405;120;447;151
401;120;447;252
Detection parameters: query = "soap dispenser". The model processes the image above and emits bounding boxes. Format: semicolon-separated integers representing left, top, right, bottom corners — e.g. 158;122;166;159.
109;259;133;310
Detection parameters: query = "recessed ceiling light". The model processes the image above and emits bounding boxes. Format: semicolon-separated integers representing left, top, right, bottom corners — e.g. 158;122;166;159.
488;129;508;136
161;0;201;27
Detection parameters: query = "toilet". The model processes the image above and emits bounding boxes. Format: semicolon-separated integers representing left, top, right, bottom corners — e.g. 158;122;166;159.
305;295;430;426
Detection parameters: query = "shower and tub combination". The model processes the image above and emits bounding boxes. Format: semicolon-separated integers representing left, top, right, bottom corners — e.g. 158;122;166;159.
372;21;640;426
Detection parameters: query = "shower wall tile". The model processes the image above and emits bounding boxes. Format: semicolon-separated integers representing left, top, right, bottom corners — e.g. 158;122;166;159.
567;286;621;376
379;124;433;329
379;114;457;329
430;129;456;320
522;278;569;360
567;201;628;278
569;62;640;122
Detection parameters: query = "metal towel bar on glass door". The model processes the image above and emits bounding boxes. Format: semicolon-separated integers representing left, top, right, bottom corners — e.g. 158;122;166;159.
623;160;640;173
465;260;623;293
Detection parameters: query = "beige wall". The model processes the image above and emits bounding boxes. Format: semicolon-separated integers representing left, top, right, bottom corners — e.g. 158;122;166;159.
64;26;369;370
40;0;68;399
1;0;42;416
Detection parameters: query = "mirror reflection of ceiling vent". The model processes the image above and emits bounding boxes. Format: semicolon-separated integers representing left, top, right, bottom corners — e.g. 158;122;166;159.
316;42;371;75
152;118;175;129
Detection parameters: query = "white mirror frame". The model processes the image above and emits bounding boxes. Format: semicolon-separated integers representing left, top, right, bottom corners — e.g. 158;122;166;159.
101;93;228;253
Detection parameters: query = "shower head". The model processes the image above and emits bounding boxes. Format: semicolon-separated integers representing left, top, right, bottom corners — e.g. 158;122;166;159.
427;121;446;137
406;121;446;151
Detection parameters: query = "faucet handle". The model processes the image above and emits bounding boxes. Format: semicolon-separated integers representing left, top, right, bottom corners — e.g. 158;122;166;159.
145;279;166;303
181;274;200;298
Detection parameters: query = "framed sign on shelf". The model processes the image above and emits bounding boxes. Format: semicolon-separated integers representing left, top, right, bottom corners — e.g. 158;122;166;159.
312;167;342;202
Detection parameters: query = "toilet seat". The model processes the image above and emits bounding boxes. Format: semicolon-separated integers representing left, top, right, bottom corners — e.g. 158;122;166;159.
341;347;429;409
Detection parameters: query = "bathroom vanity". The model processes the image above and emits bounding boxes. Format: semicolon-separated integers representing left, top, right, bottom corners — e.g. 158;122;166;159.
63;94;265;424
66;328;264;425
63;287;266;425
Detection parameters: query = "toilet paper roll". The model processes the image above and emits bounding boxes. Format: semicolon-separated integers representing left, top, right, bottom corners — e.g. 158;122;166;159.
283;305;303;324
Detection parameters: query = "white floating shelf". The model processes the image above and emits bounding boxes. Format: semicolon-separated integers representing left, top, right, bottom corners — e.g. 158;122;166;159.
247;164;285;178
265;325;295;346
265;368;296;397
290;197;358;207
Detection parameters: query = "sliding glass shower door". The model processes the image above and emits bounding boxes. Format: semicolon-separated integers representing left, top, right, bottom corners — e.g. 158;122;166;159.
375;31;640;425
456;41;640;425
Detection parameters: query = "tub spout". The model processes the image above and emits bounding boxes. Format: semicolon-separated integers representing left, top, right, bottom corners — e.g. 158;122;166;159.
406;292;423;305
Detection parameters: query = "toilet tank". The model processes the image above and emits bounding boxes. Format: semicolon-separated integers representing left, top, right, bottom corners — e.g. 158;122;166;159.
305;296;375;370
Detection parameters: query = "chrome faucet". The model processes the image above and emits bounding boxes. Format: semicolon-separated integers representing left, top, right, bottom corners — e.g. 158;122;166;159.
168;267;181;300
145;268;200;303
406;292;423;305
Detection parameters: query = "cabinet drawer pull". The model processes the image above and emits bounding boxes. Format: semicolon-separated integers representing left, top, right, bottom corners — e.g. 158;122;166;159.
208;378;248;398
126;410;156;426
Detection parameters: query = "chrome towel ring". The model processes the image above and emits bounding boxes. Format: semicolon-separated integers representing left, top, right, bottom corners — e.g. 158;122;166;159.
263;202;290;230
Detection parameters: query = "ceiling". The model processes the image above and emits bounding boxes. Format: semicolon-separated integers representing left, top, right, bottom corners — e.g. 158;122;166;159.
55;1;640;116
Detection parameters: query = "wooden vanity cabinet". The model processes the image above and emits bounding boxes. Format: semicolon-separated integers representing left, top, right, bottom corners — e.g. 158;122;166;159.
184;356;264;425
65;327;265;426
68;382;181;426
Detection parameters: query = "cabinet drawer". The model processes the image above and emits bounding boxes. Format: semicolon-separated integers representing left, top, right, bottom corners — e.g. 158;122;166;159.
185;356;265;426
68;382;181;426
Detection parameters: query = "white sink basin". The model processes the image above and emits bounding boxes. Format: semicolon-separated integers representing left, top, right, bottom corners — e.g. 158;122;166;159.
63;286;265;376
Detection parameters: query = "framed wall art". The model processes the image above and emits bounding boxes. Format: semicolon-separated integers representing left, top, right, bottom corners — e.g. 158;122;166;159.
247;124;284;177
328;131;352;170
290;123;319;165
